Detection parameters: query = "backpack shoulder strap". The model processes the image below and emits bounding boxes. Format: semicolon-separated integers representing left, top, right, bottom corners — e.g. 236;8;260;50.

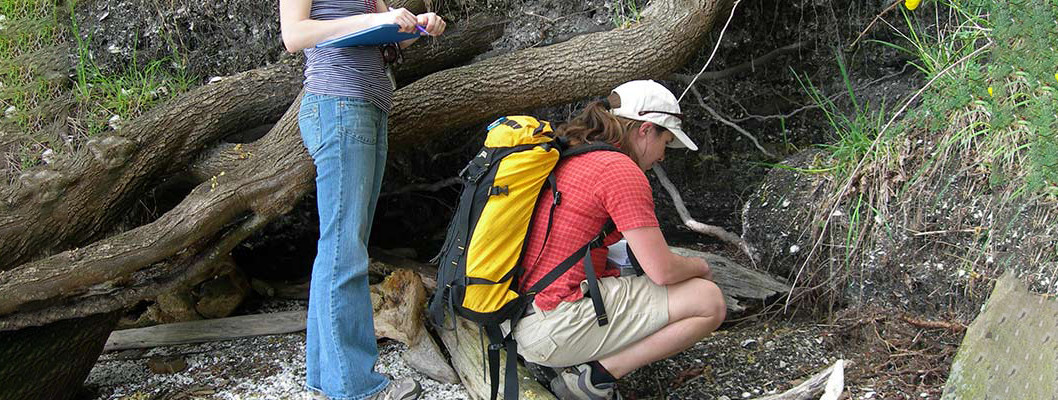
560;142;620;158
526;220;617;327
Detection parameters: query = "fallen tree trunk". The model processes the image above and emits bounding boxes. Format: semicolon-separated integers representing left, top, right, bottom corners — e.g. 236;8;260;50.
387;0;726;148
670;247;789;314
0;0;729;332
394;14;506;86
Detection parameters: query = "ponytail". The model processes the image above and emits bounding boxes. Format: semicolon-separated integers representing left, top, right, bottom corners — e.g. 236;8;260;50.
554;98;643;166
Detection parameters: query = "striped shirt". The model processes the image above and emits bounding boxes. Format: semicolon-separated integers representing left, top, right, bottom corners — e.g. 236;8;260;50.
303;0;393;113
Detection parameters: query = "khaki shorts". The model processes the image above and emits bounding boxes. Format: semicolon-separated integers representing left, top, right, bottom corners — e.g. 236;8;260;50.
511;275;669;367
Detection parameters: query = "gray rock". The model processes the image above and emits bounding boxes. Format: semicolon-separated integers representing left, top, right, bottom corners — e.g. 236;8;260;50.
401;333;460;384
942;272;1058;399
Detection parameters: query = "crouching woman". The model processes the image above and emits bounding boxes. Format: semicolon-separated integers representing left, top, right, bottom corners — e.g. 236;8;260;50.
514;80;727;400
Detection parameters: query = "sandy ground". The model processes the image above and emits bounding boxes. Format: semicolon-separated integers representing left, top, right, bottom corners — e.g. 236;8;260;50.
84;300;468;400
83;299;947;400
86;334;466;400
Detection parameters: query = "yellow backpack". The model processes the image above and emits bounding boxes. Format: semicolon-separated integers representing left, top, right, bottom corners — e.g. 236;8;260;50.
428;116;618;400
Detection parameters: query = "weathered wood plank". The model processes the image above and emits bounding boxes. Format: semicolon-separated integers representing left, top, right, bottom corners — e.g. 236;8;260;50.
104;311;306;352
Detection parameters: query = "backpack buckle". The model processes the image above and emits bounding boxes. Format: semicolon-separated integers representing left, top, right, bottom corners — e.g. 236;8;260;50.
489;185;510;196
589;235;606;248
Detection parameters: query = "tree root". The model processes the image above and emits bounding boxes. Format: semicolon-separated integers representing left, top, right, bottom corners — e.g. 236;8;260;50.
652;164;760;264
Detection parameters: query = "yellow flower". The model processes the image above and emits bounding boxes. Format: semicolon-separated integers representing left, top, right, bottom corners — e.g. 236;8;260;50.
988;86;994;97
1054;72;1057;83
905;0;921;10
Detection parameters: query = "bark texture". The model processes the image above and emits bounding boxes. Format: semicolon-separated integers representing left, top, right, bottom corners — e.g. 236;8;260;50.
0;311;120;400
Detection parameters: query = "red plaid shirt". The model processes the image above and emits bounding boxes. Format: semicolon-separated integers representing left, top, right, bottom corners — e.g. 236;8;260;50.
519;151;659;311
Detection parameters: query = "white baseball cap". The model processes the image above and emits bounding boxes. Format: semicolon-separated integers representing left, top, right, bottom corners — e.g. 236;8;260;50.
609;80;698;151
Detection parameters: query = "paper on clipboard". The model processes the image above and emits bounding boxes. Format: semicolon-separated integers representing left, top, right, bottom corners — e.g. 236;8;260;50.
315;24;420;48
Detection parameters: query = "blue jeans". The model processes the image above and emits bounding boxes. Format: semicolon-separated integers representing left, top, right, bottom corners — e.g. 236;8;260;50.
299;93;389;400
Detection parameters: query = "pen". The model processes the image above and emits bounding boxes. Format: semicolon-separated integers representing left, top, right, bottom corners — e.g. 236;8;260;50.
388;7;430;35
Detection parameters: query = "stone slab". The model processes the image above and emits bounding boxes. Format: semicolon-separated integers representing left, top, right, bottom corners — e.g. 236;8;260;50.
942;272;1058;400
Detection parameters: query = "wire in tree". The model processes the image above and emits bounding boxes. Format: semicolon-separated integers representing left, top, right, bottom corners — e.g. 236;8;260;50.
676;0;743;104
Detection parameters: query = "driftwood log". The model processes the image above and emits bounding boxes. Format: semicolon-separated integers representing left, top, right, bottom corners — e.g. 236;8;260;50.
752;359;846;400
670;247;789;314
439;316;556;400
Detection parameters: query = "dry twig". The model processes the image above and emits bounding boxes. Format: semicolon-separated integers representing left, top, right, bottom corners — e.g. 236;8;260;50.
848;0;903;50
900;315;967;333
671;42;804;83
651;164;761;263
688;86;776;158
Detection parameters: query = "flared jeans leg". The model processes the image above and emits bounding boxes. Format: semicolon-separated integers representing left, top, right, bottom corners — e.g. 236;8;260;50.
299;93;389;400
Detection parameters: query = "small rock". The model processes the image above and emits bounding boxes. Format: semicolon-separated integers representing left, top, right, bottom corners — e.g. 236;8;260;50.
781;199;790;208
147;355;188;374
742;392;751;398
401;333;459;384
718;396;731;400
740;339;758;349
250;278;276;297
41;149;55;164
107;44;122;54
4;105;16;118
779;360;787;369
108;114;123;130
208;76;224;84
789;244;800;254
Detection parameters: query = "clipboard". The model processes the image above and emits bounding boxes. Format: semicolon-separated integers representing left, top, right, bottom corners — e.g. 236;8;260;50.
315;24;421;48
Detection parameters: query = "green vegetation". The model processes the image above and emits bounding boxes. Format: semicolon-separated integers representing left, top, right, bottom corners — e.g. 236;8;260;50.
611;0;642;28
1;0;195;177
0;0;67;131
795;0;1058;301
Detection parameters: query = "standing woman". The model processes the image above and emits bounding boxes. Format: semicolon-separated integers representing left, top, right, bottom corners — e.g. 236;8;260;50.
279;1;444;399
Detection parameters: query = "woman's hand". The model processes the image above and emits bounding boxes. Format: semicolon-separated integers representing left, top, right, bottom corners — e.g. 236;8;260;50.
378;7;418;33
698;258;714;281
415;12;446;36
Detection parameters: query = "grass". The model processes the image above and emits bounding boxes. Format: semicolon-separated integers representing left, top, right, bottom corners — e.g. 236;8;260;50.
788;0;1058;306
1;0;196;179
611;0;642;28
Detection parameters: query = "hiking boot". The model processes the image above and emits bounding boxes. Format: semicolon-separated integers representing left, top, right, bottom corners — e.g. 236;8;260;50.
368;378;422;400
310;378;422;400
549;364;622;400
